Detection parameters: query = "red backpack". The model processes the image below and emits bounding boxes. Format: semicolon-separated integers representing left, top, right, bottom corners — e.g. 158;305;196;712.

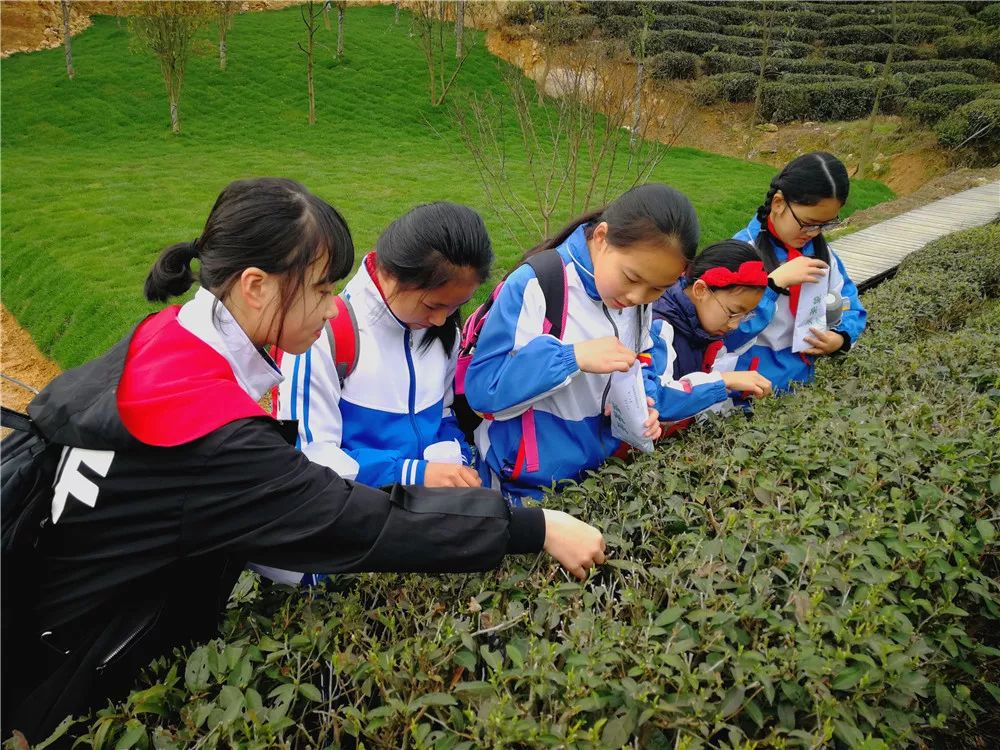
269;295;360;417
452;249;568;475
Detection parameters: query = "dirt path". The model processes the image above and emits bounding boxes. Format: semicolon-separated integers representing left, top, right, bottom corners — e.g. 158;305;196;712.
0;305;62;416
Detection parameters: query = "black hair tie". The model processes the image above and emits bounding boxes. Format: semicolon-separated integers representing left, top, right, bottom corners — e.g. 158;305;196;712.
189;237;201;258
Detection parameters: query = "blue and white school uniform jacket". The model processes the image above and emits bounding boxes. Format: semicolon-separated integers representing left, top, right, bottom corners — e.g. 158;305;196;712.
464;224;720;504
277;257;472;489
725;216;867;392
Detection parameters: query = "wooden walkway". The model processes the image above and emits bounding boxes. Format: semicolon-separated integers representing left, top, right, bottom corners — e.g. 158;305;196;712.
834;180;999;289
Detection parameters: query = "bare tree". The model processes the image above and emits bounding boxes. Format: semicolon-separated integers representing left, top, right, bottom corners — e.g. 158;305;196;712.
394;1;401;26
336;1;346;60
455;0;465;59
61;0;75;79
630;3;656;147
299;0;324;124
858;1;899;179
751;2;777;126
412;1;469;106
215;0;240;71
452;48;672;245
128;1;210;134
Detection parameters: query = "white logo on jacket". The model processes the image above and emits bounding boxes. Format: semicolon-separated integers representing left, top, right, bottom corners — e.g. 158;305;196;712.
51;446;115;523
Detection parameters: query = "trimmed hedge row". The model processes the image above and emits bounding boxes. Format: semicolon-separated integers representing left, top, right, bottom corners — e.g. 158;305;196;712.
823;42;931;63
647;51;701;81
701;50;861;77
61;222;1000;749
885;57;1000;80
646;29;814;59
980;2;1000;26
937;30;1000;63
936;97;1000;163
903;99;951;126
821;23;956;46
897;71;981;97
652;13;720;35
920;83;999;110
721;23;822;45
760;78;908;123
695;73;859;106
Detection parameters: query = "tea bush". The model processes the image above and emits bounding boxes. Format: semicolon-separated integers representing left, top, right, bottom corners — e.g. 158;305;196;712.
935;97;1000;163
823;43;929;63
49;223;1000;749
920;83;998;110
652;13;721;35
980;2;1000;26
903;99;951;126
761;78;908;123
647;51;701;81
646;29;814;59
721;24;821;45
937;29;1000;63
887;57;1000;79
821;23;953;46
897;71;980;98
701;51;860;78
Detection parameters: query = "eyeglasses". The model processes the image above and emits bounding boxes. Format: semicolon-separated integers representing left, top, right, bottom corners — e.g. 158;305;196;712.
707;288;756;324
786;202;843;234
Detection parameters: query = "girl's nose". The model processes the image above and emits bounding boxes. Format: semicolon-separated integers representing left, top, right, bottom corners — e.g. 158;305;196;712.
428;309;449;327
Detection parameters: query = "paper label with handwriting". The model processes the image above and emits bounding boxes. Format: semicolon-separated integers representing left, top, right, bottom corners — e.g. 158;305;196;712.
609;362;654;453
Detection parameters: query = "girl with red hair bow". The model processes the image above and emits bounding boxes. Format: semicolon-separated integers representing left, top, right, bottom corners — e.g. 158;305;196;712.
648;240;777;431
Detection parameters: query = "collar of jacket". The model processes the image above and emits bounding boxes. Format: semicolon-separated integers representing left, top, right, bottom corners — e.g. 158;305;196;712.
178;287;282;401
745;214;818;260
656;282;722;345
561;223;602;302
354;251;411;332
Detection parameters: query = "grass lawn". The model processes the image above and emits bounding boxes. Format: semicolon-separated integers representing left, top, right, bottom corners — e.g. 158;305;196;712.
1;5;894;368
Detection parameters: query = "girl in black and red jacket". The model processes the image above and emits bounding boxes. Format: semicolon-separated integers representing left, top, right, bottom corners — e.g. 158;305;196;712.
4;178;605;744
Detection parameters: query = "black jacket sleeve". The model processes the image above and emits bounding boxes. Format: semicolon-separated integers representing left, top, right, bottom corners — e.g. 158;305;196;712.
183;420;545;574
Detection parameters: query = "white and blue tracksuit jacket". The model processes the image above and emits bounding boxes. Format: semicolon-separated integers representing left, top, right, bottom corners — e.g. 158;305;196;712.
464;224;727;504
277;257;472;489
725;216;867;392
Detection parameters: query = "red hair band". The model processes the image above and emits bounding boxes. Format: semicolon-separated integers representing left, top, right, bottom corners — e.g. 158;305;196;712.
698;260;768;289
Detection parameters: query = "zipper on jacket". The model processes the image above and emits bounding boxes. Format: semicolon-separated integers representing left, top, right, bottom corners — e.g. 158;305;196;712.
600;303;618;414
403;329;423;454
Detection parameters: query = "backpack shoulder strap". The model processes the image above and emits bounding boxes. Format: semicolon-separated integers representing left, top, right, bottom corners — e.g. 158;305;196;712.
326;295;360;387
525;249;568;340
1;406;35;434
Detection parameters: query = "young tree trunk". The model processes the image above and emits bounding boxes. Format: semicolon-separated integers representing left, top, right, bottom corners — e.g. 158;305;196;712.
751;3;775;126
337;5;345;59
394;2;400;25
323;1;332;31
632;59;642;147
169;95;179;133
858;2;897;179
307;38;315;124
455;0;464;59
219;35;227;70
61;0;75;80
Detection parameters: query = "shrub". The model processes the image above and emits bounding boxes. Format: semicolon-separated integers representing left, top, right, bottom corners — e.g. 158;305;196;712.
602;14;640;41
543;14;598;46
646;50;701;81
500;1;540;26
761;78;908;122
897;71;980;97
774;9;829;30
702;51;860;77
903;98;951;125
61;224;1000;749
823;42;929;63
828;10;976;28
822;23;954;46
646;29;813;59
721;23;821;45
936;29;1000;62
936;96;1000;163
652;13;720;34
889;57;1000;80
663;1;760;26
920;83;997;109
979;2;1000;26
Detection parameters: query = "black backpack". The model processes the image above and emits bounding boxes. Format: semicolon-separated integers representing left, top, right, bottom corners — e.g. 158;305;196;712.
1;406;61;721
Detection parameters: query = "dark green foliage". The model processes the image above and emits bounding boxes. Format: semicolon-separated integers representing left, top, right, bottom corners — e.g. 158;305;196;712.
761;78;909;123
647;51;701;81
979;2;1000;26
500;1;541;26
603;14;642;41
827;10;978;29
897;71;980;97
60;223;1000;749
823;43;930;63
721;23;821;45
646;29;813;59
821;23;955;46
698;72;858;105
543;14;598;46
701;51;861;77
889;56;1000;79
652;13;720;35
902;98;952;126
937;29;1000;62
935;97;1000;162
920;83;998;109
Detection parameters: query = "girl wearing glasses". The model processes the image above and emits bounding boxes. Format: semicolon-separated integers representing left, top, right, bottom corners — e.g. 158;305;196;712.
650;240;774;432
726;151;868;392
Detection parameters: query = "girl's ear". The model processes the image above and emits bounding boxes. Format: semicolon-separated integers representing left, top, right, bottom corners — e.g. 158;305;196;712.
591;221;609;247
237;267;275;312
771;190;787;216
690;278;710;300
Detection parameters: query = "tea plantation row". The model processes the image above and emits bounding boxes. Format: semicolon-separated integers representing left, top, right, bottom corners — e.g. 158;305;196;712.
44;220;1000;749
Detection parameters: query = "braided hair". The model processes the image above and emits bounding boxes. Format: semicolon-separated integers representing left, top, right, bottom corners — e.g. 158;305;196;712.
756;151;849;223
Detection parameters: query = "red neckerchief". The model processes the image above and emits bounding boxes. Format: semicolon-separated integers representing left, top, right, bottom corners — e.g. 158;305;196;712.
117;306;267;446
767;217;802;316
364;251;388;300
702;340;724;373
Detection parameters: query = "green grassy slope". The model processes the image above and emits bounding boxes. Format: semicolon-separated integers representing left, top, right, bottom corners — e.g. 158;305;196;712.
1;5;893;368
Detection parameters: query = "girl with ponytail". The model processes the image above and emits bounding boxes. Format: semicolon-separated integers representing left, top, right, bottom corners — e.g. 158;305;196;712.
726;151;868;391
7;179;605;743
